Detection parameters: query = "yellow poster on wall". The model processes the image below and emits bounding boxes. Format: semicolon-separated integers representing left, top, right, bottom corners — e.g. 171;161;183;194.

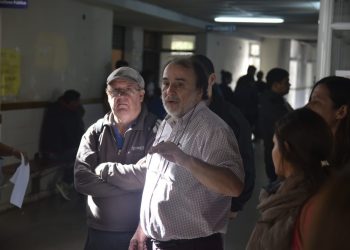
0;48;21;96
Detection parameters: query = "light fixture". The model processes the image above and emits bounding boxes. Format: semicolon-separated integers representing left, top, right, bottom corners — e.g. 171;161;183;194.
214;16;284;24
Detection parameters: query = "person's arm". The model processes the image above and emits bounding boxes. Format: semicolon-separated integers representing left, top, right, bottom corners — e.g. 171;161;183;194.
129;223;148;250
149;141;243;197
94;116;159;190
95;157;147;190
0;143;28;164
74;126;138;197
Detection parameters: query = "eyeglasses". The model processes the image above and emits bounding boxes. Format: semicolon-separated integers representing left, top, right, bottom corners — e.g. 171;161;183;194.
106;87;142;97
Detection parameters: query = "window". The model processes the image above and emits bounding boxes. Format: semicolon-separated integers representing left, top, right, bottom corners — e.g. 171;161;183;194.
248;43;260;69
161;35;195;53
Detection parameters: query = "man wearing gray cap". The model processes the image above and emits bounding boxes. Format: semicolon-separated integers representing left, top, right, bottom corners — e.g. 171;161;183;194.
74;67;159;250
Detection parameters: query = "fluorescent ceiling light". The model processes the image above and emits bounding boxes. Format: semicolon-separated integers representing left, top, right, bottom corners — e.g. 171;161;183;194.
215;16;284;23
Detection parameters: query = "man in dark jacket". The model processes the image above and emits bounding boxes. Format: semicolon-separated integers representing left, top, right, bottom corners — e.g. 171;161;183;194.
259;67;292;183
39;89;85;200
233;65;259;140
74;67;159;250
192;54;255;214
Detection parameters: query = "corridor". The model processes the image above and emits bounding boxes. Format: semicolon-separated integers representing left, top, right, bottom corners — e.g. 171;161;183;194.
0;141;267;250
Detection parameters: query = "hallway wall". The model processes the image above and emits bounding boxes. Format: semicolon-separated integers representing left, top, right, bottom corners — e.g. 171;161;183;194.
0;0;111;162
1;0;113;101
260;38;290;73
206;33;253;89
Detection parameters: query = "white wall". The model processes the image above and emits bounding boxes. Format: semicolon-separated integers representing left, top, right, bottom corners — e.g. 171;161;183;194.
287;40;317;108
0;0;112;162
260;38;290;74
1;0;113;101
206;33;252;89
260;38;316;108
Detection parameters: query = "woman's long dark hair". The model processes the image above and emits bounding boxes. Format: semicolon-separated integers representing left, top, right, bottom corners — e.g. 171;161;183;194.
275;108;333;192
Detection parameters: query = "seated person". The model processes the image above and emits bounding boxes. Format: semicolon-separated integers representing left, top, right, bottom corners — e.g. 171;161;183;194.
39;89;84;200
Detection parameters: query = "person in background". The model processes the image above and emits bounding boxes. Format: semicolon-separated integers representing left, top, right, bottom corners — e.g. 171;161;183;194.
39;89;84;200
246;108;332;250
307;76;350;170
233;65;259;141
255;70;267;94
142;69;166;119
74;66;159;250
95;57;244;250
191;54;255;216
258;68;292;184
219;70;235;104
236;65;256;90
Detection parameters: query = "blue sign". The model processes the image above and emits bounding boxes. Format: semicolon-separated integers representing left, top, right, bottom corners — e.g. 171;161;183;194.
206;25;236;33
0;0;28;8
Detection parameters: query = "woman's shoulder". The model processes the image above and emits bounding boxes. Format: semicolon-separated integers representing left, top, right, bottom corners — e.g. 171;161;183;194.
292;191;323;249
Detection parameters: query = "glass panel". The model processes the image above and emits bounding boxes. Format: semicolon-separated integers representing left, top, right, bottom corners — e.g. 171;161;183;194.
250;43;260;56
331;30;350;73
162;35;195;51
333;0;350;23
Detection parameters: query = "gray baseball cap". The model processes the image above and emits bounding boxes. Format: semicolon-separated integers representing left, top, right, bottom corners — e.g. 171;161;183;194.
106;66;145;88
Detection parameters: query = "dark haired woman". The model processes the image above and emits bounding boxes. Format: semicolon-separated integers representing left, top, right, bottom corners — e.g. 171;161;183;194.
246;108;332;250
308;76;350;170
292;76;350;249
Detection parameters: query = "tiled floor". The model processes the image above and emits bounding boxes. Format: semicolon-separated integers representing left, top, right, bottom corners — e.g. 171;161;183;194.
0;141;268;250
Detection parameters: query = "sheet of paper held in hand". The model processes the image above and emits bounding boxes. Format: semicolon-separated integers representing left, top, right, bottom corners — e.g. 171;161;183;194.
9;154;30;208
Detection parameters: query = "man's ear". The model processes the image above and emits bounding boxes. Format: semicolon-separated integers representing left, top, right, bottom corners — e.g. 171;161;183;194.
140;90;145;102
335;105;348;120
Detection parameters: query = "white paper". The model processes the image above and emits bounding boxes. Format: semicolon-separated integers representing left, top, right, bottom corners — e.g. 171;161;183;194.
9;154;30;208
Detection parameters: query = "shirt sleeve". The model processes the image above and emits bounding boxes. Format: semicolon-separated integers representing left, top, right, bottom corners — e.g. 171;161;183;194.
198;125;245;183
100;158;147;190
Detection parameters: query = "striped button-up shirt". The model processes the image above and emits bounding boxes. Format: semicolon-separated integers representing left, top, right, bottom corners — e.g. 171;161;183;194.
140;101;244;241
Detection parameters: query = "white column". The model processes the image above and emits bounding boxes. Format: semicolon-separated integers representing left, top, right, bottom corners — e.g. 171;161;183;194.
316;0;334;79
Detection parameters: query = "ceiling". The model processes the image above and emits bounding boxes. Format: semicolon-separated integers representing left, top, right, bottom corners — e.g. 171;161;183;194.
86;0;321;41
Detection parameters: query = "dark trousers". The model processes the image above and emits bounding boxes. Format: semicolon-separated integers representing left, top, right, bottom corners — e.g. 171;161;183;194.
152;233;223;250
84;227;134;250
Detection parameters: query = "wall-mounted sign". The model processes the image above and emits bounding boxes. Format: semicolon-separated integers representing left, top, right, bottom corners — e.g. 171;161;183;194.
0;49;21;96
0;0;28;8
206;25;236;33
